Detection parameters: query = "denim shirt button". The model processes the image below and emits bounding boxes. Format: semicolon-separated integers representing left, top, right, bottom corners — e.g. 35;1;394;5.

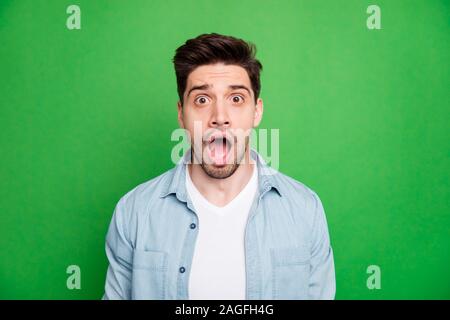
179;267;186;273
190;223;196;229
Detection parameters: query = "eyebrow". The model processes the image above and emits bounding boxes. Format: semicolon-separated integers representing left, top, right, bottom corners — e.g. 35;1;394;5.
186;84;210;98
186;84;252;98
229;85;251;96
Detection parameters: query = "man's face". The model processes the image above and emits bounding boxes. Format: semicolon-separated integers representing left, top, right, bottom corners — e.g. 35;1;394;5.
177;63;263;179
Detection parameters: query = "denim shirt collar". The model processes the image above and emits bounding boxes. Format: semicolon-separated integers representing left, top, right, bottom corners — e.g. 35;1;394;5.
160;148;283;203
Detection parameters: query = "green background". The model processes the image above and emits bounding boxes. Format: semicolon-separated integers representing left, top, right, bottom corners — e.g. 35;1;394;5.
0;0;449;299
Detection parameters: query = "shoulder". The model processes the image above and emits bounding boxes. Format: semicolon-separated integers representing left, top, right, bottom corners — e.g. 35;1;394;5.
122;166;175;207
112;166;177;223
274;170;322;206
108;166;178;244
268;170;326;225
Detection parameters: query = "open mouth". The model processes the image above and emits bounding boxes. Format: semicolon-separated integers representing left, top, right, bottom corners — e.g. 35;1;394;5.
206;134;233;166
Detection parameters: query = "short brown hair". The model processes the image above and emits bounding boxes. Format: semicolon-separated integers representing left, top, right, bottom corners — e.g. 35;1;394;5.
173;33;263;104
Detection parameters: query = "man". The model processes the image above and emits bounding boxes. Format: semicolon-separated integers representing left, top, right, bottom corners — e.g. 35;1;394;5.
103;33;335;300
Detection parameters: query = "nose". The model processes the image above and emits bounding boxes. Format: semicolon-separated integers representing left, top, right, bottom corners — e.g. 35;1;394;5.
209;100;230;128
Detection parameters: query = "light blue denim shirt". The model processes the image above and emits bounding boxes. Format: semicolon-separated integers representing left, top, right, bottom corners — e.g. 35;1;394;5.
102;149;335;300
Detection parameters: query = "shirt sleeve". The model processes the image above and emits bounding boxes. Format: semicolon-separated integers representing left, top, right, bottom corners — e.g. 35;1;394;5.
308;192;336;299
102;197;133;300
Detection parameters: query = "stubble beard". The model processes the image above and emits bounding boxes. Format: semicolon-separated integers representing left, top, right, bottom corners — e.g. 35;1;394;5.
192;138;249;179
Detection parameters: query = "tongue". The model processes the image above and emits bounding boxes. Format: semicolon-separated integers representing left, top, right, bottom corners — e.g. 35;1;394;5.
210;140;227;165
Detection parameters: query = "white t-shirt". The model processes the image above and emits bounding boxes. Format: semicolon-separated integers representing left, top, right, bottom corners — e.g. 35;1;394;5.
186;164;258;300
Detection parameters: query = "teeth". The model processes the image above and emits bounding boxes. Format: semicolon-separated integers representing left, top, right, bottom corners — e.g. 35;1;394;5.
207;135;231;150
208;136;225;144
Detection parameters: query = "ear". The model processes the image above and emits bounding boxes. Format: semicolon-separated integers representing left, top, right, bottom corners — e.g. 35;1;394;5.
177;101;185;128
253;98;264;127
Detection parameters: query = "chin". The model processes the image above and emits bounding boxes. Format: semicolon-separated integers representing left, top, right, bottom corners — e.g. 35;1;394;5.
200;162;239;179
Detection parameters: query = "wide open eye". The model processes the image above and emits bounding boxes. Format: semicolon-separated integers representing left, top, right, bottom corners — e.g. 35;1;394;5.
194;95;210;105
231;95;244;104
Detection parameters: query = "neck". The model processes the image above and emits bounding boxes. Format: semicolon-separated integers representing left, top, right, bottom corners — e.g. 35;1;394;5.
188;149;256;207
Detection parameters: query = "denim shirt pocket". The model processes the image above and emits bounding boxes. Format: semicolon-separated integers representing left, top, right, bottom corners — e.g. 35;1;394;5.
270;245;311;299
131;249;168;299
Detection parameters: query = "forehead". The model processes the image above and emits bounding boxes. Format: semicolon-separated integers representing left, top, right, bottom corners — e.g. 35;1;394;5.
186;63;251;89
